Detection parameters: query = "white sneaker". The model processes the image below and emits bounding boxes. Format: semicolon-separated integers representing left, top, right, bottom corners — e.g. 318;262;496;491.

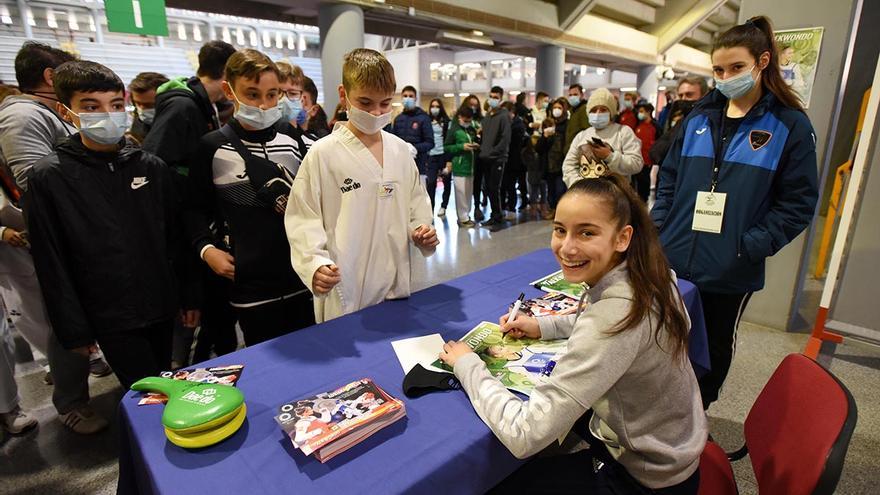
437;207;446;217
59;405;109;434
1;406;38;434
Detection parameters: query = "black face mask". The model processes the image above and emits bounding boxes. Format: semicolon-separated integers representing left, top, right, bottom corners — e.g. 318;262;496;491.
402;364;460;398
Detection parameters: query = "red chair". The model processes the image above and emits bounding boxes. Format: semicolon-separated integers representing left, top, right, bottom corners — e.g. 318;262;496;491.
698;353;857;495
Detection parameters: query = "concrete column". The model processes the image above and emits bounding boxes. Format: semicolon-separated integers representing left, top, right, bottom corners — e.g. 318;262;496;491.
17;0;32;39
536;44;565;98
318;3;364;113
90;8;104;44
636;64;658;106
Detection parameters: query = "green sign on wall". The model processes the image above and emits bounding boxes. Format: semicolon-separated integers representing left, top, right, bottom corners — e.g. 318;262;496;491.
105;0;169;37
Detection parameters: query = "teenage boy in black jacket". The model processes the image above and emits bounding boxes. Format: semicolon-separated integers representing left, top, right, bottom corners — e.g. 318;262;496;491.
186;49;314;346
26;61;179;389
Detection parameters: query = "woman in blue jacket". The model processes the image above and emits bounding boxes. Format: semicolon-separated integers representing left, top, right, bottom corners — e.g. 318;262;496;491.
651;16;818;409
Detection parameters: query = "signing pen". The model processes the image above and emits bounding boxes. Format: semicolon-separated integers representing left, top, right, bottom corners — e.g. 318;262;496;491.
506;292;526;326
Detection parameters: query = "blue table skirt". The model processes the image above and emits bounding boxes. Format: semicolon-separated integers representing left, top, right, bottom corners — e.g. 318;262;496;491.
118;249;709;494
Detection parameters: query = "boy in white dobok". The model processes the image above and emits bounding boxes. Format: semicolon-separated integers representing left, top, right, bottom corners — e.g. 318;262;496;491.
285;49;438;323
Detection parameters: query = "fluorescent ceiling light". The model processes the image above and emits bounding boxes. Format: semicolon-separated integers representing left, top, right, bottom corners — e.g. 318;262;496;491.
443;93;455;97
193;24;202;41
249;30;258;46
436;30;494;47
47;9;58;28
287;33;294;50
236;27;245;45
0;5;12;25
262;30;271;48
178;22;187;40
619;87;637;92
68;11;79;30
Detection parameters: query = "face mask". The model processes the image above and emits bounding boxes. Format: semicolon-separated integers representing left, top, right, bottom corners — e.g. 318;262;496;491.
470;104;480;114
230;87;282;130
637;112;647;121
588;111;611;130
551;108;563;118
715;65;757;100
278;95;303;122
66;106;128;145
347;98;392;135
402;97;416;110
487;98;500;109
541;101;548;111
567;95;581;108
622;100;634;110
139;108;156;125
459;120;471;128
430;107;440;117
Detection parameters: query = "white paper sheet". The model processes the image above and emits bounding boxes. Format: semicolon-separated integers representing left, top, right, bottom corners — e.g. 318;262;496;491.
390;334;449;374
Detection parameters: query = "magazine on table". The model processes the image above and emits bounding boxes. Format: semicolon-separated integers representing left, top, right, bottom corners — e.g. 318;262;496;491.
275;378;406;463
513;292;581;317
432;321;567;395
530;270;587;299
137;365;244;405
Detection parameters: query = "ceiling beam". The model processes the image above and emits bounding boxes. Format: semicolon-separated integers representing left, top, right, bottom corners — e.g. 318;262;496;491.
649;0;727;54
557;0;600;31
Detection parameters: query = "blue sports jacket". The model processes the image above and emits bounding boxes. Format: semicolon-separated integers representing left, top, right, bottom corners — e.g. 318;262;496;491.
651;89;818;293
391;107;434;175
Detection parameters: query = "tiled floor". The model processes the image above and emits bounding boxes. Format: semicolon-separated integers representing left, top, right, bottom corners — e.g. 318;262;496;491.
3;199;878;494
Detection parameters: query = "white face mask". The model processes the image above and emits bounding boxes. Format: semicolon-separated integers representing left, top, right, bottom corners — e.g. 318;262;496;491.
230;87;282;130
65;106;128;145
551;108;563;118
138;108;156;125
346;98;393;135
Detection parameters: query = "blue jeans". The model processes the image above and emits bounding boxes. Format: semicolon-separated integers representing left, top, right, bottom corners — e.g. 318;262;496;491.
426;154;451;211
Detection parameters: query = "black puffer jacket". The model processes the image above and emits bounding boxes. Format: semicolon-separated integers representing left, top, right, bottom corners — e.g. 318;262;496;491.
25;135;178;349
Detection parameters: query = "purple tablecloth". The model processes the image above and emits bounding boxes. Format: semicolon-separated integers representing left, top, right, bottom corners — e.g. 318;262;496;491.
118;249;709;494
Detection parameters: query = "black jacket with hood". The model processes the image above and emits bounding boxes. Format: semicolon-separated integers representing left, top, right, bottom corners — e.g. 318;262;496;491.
25;135;179;349
142;76;219;179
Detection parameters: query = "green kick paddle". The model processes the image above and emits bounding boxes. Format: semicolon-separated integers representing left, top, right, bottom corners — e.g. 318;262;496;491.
131;376;245;431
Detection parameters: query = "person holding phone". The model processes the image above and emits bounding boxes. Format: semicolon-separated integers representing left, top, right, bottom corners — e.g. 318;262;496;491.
562;88;643;187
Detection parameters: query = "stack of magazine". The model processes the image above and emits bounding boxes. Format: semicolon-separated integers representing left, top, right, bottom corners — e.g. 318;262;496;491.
274;378;405;463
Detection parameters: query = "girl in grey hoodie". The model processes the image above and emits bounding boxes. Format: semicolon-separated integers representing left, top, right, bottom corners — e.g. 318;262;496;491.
440;174;707;494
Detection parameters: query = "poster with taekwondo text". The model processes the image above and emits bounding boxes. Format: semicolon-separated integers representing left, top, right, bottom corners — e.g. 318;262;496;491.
774;27;824;109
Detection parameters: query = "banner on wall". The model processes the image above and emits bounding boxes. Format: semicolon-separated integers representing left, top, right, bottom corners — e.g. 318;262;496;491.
774;27;825;108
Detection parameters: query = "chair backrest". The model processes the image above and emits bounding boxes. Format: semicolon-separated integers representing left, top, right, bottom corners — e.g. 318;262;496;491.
744;353;857;495
698;441;739;495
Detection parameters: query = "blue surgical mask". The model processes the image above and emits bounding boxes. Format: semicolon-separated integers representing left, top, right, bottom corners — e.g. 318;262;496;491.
402;96;416;110
230;87;282;130
715;65;757;101
278;95;303;122
622;100;634;110
138;108;155;125
567;95;581;108
637;112;647;121
66;106;128;145
588;111;611;130
487;98;500;109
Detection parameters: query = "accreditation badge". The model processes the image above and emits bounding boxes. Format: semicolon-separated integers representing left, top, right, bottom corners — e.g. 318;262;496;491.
691;191;727;234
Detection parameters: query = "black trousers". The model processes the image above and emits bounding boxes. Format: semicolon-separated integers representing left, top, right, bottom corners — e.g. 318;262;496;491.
697;289;753;408
501;163;525;211
632;166;652;203
425;154;451;211
192;275;239;364
473;157;487;207
488;441;700;495
485;158;506;221
547;171;566;209
236;291;315;346
96;320;173;390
